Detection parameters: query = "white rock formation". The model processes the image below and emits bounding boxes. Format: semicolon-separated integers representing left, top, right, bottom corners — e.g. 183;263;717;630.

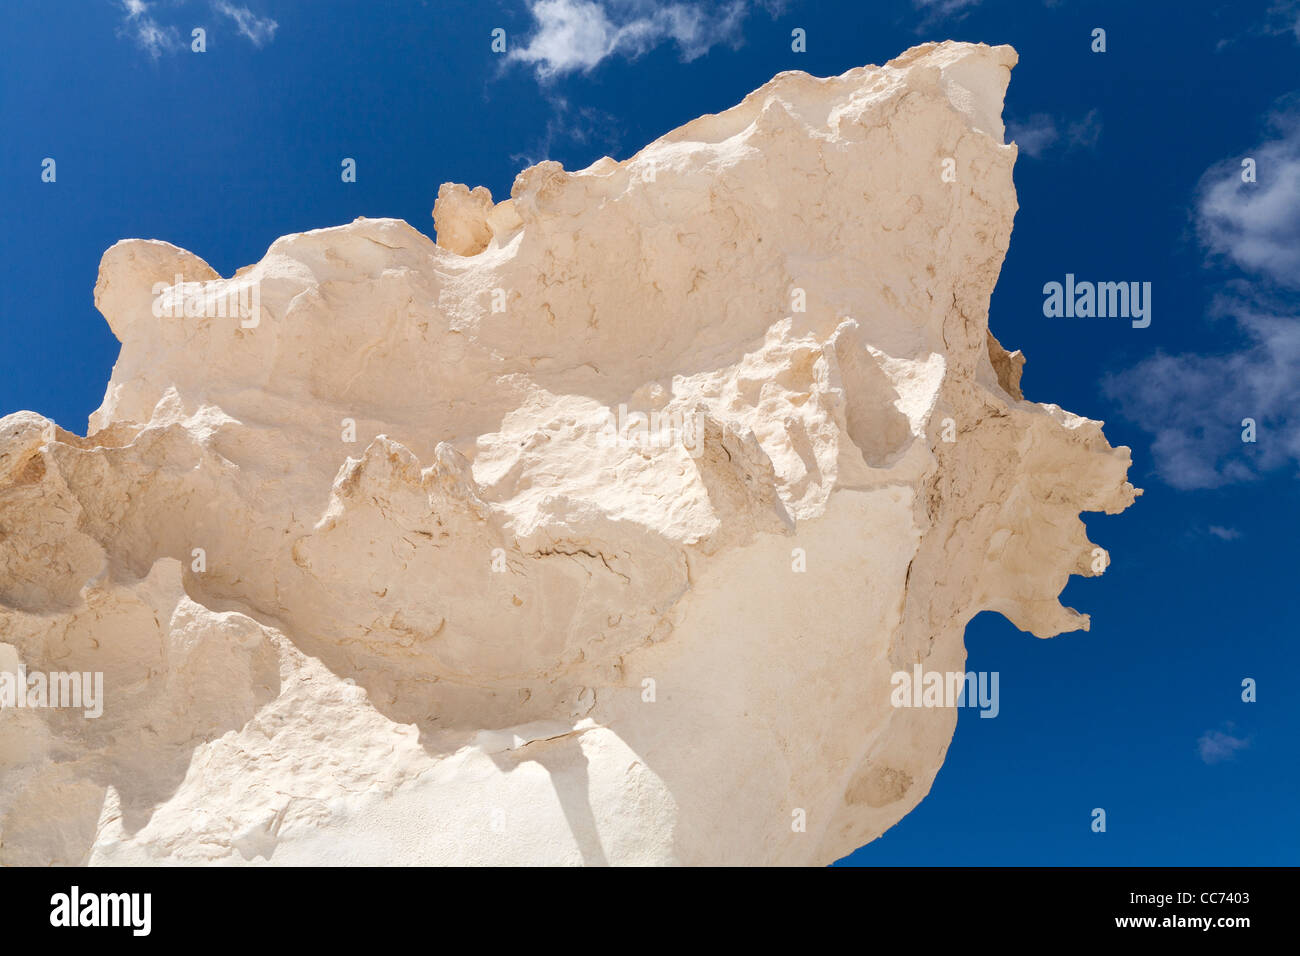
0;41;1137;866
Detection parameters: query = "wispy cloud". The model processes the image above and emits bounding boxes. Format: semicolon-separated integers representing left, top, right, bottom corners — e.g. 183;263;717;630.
113;0;279;57
1270;0;1300;42
213;1;278;47
510;94;623;167
1217;1;1300;50
509;0;752;80
1104;97;1300;489
1067;109;1103;150
1207;525;1242;540
909;0;994;30
117;0;183;59
1198;727;1251;764
911;0;982;19
1006;114;1058;157
1007;109;1102;158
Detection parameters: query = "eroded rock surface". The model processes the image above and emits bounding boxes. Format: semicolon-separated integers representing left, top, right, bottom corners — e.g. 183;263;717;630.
0;41;1137;865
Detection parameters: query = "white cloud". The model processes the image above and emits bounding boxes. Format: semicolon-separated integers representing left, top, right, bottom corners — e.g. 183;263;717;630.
908;0;984;30
1007;114;1058;157
1197;728;1250;764
1271;0;1300;41
1219;1;1300;49
510;0;750;80
1207;525;1242;540
912;0;982;17
1007;109;1102;158
117;0;182;59
1104;289;1300;489
1105;97;1300;489
1197;99;1300;288
213;1;279;47
114;0;278;56
1066;109;1103;150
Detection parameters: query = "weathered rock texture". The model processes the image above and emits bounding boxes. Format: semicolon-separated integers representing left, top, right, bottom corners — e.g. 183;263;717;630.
0;41;1137;865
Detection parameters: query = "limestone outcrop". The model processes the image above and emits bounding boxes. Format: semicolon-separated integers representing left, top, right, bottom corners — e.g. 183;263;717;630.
0;41;1137;865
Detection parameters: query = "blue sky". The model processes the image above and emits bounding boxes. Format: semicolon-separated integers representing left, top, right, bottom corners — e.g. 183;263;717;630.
2;0;1297;865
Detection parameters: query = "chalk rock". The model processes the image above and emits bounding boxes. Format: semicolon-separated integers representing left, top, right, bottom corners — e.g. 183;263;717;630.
0;41;1137;866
